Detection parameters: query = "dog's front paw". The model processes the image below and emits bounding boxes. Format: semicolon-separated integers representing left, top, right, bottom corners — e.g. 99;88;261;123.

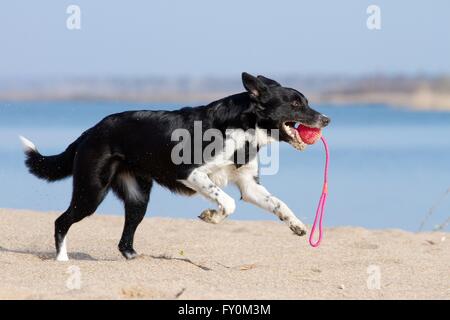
199;209;227;224
289;222;308;236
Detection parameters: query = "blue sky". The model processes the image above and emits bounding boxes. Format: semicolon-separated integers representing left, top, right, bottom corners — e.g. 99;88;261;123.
1;0;449;77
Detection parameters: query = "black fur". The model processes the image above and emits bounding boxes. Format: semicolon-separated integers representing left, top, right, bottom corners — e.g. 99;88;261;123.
24;133;86;181
23;72;330;260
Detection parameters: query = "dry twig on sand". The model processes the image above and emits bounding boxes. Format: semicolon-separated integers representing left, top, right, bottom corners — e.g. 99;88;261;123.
418;187;450;232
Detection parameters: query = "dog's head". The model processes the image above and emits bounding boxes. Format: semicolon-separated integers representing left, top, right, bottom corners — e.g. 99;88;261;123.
242;72;330;150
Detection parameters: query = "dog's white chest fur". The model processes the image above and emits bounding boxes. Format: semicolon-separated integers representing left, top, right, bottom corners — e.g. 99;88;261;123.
199;128;246;187
188;127;273;187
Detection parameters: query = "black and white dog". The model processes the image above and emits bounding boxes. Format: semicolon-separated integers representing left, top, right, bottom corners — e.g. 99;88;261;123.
20;72;330;261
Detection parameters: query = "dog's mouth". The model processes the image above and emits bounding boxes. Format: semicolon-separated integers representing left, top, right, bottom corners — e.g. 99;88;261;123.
281;121;307;151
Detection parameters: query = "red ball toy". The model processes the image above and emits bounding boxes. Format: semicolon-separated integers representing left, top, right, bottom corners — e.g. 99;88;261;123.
297;124;322;145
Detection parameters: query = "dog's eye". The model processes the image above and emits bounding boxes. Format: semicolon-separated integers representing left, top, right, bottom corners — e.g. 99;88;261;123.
292;100;302;107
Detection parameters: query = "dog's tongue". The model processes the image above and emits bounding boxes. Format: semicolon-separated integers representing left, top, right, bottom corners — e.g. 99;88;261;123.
296;124;322;145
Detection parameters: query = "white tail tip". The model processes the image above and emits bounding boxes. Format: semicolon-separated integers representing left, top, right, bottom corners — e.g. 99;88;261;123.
19;135;37;152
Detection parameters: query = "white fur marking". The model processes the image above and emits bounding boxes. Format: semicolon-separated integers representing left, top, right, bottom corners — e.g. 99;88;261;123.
181;169;236;216
119;172;143;202
255;126;276;146
208;165;234;187
19;135;37;152
56;237;69;261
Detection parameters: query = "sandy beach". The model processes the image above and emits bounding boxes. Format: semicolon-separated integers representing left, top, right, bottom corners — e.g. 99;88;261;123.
0;208;448;300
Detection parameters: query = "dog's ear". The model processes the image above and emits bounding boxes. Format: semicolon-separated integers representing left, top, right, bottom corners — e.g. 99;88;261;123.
242;72;268;99
257;75;281;87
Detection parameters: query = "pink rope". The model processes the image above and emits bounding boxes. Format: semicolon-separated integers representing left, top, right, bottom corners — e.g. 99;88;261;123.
308;136;329;247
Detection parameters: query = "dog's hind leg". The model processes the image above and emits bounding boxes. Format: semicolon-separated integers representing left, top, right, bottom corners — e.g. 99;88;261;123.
112;173;152;259
54;153;118;261
180;169;236;224
55;189;109;262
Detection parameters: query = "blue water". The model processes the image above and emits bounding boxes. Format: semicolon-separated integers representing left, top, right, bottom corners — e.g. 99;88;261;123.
1;101;449;231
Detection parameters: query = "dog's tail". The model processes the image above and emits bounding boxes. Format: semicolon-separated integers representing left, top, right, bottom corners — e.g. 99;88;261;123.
19;135;83;182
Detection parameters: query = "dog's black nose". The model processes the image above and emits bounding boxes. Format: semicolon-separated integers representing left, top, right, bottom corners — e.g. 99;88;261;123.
320;116;331;127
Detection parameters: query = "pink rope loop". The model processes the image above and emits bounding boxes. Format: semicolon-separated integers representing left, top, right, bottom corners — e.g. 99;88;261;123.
308;136;329;247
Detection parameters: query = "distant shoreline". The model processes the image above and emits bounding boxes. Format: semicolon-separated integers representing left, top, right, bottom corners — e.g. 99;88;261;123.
312;91;450;112
1;74;449;111
1;91;449;112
